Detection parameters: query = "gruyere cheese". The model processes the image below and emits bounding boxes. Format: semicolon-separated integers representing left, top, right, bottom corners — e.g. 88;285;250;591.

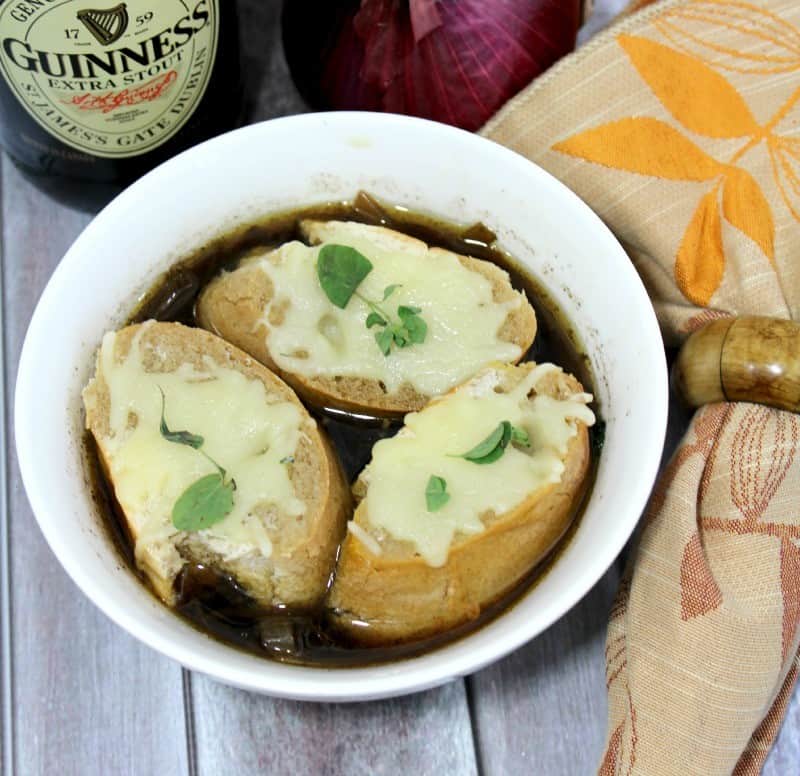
359;364;596;566
255;225;525;395
98;324;305;563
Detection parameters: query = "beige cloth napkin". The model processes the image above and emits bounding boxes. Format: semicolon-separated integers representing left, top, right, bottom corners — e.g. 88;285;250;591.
483;0;800;772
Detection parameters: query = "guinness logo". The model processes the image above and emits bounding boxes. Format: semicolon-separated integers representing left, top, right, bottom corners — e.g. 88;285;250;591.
77;3;129;46
0;0;219;159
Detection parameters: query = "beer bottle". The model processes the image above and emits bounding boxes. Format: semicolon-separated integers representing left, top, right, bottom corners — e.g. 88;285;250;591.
0;1;242;209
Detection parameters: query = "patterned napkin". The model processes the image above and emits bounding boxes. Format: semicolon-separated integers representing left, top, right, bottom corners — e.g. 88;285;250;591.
483;1;800;772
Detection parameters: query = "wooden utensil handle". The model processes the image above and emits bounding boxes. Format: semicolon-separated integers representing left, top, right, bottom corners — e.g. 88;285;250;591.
674;316;800;412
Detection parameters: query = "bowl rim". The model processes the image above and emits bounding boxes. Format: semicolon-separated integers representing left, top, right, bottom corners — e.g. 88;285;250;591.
14;112;668;701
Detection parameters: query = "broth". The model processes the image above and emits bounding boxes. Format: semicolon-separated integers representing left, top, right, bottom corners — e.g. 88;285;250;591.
86;192;602;666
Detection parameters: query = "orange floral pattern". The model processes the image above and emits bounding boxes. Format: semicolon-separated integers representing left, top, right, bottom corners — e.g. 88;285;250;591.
553;11;800;306
600;402;800;774
602;578;638;776
681;308;732;335
655;0;800;74
679;406;800;659
680;531;723;618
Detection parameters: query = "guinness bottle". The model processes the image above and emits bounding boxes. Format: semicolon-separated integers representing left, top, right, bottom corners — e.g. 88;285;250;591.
0;0;242;209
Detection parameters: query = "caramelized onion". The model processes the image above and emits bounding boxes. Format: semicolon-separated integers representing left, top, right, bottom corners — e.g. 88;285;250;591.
282;0;583;132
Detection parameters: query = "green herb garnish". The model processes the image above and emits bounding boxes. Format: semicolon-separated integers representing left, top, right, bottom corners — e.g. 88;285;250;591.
316;245;427;356
397;305;428;345
172;473;236;532
159;388;204;448
382;283;402;300
365;311;387;329
425;475;450;512
457;421;530;465
366;293;427;355
316;244;373;308
511;426;531;447
159;388;236;532
375;327;395;356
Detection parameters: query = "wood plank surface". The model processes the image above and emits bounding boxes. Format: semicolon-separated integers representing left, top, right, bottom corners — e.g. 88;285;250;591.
190;675;478;776
1;159;190;776
0;1;798;774
469;570;620;775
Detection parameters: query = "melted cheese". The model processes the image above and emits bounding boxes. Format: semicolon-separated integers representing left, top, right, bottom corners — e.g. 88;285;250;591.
97;324;305;562
256;222;525;395
359;365;596;566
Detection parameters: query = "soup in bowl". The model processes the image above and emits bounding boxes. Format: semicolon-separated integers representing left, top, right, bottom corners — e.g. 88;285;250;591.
15;112;667;701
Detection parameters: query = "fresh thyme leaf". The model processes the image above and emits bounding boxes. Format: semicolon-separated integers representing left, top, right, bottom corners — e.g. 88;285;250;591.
161;427;204;448
172;473;235;531
402;313;427;344
365;311;387;329
375;327;394;356
159;388;204;448
458;421;532;464
392;326;409;348
317;244;373;308
397;305;422;318
590;419;606;457
511;426;531;447
459;421;511;464
394;305;427;344
425;475;450;512
382;284;402;301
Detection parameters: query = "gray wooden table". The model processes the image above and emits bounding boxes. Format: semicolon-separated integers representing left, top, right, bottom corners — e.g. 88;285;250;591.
1;2;798;774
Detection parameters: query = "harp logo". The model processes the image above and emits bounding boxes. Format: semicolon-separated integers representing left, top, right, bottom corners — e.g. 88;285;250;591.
77;4;130;47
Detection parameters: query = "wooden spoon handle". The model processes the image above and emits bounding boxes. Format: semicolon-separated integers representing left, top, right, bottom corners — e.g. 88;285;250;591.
674;316;800;412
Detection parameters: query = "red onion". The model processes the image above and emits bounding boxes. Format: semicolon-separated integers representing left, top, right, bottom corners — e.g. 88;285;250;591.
282;0;583;132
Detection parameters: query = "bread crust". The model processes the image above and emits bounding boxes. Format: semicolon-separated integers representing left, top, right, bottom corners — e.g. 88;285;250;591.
195;221;537;417
326;363;591;645
83;322;351;609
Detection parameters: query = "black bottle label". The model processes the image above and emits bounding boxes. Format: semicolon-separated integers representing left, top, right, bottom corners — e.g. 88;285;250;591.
0;0;219;158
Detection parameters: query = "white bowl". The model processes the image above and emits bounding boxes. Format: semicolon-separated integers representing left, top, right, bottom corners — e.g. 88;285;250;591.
15;112;667;701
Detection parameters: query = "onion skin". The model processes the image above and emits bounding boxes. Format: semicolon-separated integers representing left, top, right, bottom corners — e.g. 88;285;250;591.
282;0;581;131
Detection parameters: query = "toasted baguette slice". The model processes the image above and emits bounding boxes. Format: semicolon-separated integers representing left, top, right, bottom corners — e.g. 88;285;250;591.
83;321;350;609
326;362;594;645
196;220;536;417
